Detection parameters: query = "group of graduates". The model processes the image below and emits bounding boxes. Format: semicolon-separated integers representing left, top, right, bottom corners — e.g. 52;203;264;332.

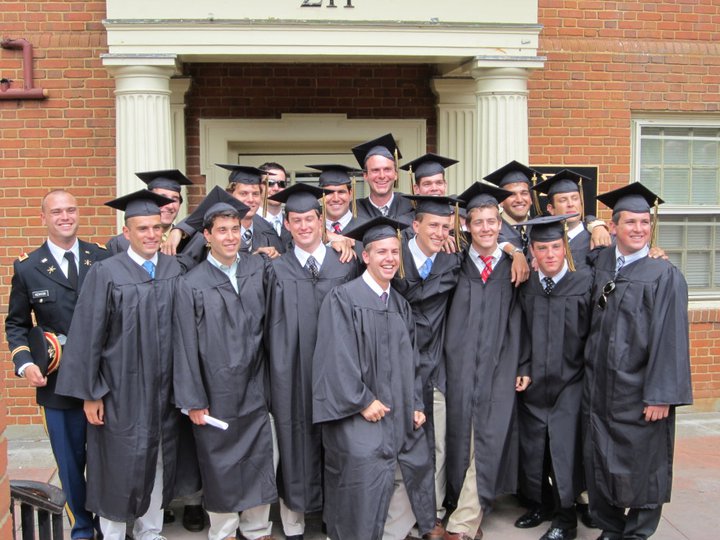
6;133;693;540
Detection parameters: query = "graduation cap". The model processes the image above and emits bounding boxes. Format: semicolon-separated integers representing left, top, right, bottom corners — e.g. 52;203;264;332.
28;326;62;376
215;164;265;185
483;160;540;188
343;216;409;278
135;169;193;196
351;133;402;168
269;183;325;214
456;182;513;211
105;189;175;219
400;153;458;183
515;213;580;271
184;186;251;233
597;182;664;247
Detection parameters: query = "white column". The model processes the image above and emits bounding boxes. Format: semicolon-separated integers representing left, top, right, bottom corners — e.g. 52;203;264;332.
170;76;192;219
104;57;178;198
472;67;530;178
431;78;477;195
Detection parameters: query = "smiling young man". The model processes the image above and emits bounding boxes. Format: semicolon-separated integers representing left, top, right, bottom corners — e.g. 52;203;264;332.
5;190;109;540
107;169;192;254
399;153;458;197
443;182;530;540
56;189;184;540
583;183;692;540
264;183;358;540
173;201;278;540
392;195;464;531
514;214;594;540
352;134;415;224
312;216;437;540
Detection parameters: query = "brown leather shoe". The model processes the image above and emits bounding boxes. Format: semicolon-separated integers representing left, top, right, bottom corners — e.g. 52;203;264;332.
423;520;445;540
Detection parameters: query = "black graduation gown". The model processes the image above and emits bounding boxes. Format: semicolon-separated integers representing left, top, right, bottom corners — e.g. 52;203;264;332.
517;269;593;507
312;278;436;539
245;214;286;253
444;251;528;510
356;194;415;225
568;226;591;270
265;249;358;513
172;255;276;513
583;249;692;508
55;252;183;522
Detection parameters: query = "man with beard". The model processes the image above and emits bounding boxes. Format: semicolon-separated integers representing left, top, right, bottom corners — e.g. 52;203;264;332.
56;189;183;540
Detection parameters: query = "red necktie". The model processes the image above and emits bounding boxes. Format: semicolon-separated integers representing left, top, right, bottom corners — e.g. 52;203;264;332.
480;255;493;283
332;221;342;234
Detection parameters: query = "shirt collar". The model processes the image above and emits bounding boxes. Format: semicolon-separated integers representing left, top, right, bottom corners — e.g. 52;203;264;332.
538;260;569;286
294;242;327;268
468;243;502;267
369;192;394;212
567;221;585;240
206;252;239;272
615;244;649;268
127;246;158;267
326;209;353;231
46;238;79;266
408;236;437;271
362;270;390;298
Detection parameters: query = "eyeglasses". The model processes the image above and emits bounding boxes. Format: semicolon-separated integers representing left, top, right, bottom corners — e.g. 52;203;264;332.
267;180;286;188
597;280;616;310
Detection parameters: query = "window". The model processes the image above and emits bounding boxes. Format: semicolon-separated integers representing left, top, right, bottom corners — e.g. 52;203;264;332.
634;119;720;298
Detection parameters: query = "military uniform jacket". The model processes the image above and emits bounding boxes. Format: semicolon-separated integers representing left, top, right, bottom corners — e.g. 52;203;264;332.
5;240;109;409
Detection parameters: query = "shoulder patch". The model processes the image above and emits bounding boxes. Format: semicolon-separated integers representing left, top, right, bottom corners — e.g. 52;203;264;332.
18;253;29;262
95;243;107;250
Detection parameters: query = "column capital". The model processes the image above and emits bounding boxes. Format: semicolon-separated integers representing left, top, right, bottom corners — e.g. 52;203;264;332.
431;78;476;107
471;66;529;95
169;77;192;106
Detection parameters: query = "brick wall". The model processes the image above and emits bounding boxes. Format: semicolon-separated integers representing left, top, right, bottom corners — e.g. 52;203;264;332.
182;62;439;207
0;1;116;430
530;0;720;410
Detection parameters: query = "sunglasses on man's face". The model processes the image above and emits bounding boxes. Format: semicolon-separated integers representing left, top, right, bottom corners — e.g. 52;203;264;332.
267;180;287;188
597;280;616;310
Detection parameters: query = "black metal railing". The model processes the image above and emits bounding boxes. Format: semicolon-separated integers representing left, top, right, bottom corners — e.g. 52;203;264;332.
10;480;66;540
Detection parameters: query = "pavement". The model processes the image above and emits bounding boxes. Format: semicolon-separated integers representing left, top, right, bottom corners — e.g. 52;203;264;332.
7;411;720;539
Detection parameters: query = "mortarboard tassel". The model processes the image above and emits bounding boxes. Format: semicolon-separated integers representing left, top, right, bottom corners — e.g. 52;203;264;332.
394;148;400;190
322;193;329;244
454;201;467;250
396;227;405;279
531;172;542;215
351;174;357;218
563;220;576;272
261;173;269;218
409;165;415;195
650;197;659;248
578;176;585;221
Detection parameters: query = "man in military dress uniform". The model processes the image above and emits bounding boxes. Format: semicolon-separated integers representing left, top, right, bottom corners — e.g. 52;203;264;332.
6;189;109;540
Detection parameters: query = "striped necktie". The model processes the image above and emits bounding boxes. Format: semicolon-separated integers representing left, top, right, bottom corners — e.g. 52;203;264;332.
480;255;493;283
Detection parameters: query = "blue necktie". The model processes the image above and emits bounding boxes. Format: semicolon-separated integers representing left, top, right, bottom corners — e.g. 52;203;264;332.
419;258;432;279
615;255;625;277
142;260;155;279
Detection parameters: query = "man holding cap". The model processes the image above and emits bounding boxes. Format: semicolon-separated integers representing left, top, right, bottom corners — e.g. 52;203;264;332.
515;214;593;540
57;189;184;540
6;189;109;540
583;183;692;540
313;216;437;540
173;201;277;540
265;183;359;539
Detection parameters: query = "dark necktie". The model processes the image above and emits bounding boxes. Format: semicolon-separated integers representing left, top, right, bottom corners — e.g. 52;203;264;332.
332;221;342;234
380;291;389;305
543;276;555;295
142;260;155;279
379;205;389;217
242;229;253;251
306;255;320;281
520;226;529;255
64;251;78;289
480;255;493;283
615;255;625;277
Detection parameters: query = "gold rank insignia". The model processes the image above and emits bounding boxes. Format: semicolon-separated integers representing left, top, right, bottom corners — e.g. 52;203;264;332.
84;259;92;266
19;253;30;262
47;265;56;274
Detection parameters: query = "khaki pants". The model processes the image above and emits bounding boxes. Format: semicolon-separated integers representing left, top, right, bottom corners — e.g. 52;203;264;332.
433;388;447;520
446;428;483;537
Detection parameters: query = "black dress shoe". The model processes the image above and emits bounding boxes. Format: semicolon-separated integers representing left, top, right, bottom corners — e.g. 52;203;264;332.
576;503;599;529
183;504;206;532
595;535;622;540
514;507;552;529
163;508;175;524
540;526;577;540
